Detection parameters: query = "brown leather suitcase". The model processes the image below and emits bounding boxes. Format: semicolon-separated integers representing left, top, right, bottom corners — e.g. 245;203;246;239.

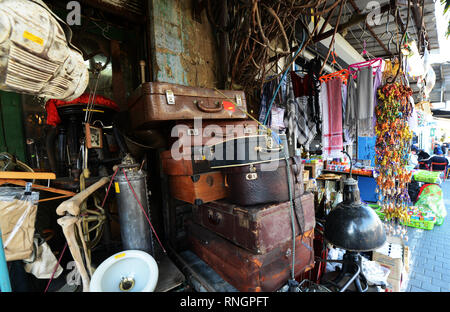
192;192;315;254
172;119;260;147
223;157;304;206
186;219;315;292
161;133;288;176
205;134;288;169
168;171;227;205
127;82;247;129
160;149;210;176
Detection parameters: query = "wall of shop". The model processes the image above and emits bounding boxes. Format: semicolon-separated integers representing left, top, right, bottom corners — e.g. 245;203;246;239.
148;0;220;88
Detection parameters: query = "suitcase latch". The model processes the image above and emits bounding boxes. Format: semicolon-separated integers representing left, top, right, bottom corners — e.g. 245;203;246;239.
165;90;175;105
266;136;274;149
246;172;258;180
235;94;242;106
243;126;254;134
187;128;199;136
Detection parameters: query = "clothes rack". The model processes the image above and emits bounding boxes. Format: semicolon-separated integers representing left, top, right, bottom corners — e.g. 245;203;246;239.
348;58;383;78
319;69;349;85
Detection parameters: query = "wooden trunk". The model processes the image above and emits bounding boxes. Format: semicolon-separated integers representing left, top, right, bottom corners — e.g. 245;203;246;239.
168;171;226;205
186;220;315;292
160;149;210;176
192;192;315;254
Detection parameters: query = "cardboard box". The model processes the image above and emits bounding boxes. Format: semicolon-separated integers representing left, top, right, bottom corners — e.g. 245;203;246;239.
303;179;315;192
303;170;310;181
304;162;323;179
372;236;409;291
385;277;401;292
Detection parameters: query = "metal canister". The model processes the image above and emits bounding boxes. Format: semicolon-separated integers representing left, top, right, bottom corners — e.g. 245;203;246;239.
113;160;154;255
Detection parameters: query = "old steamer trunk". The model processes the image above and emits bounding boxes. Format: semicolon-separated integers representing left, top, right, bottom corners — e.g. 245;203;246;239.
127;82;247;129
160;149;211;176
168;171;227;205
186;220;315;292
192;192;315;254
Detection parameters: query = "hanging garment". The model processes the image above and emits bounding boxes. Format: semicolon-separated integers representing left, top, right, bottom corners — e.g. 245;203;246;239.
341;82;351;145
356;66;374;137
345;74;357;143
258;76;287;127
372;67;383;131
285;72;317;148
321;78;343;158
292;70;322;136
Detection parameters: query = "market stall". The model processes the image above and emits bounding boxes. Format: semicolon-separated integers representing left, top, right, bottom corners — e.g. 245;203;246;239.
0;0;446;295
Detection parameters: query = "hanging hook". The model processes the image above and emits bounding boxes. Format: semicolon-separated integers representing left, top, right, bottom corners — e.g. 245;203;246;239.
385;11;394;53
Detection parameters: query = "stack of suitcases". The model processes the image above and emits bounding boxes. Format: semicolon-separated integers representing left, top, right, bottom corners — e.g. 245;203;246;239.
128;82;316;292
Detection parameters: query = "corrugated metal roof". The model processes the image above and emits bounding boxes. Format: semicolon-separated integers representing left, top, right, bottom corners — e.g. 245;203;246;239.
325;0;449;111
328;0;439;58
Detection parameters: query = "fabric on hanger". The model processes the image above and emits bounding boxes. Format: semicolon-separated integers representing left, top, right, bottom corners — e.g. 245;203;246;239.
356;66;374;137
341;82;351;146
372;66;383;131
258;76;287;126
345;73;357;143
291;71;311;97
284;72;317;150
321;77;343;158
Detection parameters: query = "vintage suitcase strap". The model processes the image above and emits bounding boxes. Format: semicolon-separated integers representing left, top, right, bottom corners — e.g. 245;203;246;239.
294;192;316;234
291;156;303;184
282;155;313;256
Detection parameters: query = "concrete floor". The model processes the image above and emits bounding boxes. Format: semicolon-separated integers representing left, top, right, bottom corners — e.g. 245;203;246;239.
404;180;450;292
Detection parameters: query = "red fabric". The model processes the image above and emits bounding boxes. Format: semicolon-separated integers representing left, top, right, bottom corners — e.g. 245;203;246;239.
47;94;120;111
290;72;311;97
45;100;61;127
323;77;343;156
45;94;120;126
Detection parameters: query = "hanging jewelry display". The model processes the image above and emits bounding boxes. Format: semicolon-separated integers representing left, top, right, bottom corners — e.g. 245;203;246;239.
374;82;413;240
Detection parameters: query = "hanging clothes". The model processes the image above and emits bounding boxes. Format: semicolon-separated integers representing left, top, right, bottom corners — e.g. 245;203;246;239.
372;67;383;131
356;66;374;137
321;77;343;158
345;66;380;140
286;72;317;148
258;76;287;127
345;74;357;143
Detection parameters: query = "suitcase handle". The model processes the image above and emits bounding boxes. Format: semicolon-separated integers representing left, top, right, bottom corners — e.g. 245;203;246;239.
195;100;223;113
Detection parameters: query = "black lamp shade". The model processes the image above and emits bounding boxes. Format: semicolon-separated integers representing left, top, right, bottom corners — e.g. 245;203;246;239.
324;178;386;252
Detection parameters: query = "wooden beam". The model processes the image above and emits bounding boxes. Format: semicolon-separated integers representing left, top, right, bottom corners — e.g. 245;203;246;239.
0;172;56;180
348;0;393;57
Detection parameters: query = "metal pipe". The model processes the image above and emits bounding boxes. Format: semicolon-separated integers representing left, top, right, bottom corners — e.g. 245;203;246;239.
0;228;11;292
339;263;361;292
